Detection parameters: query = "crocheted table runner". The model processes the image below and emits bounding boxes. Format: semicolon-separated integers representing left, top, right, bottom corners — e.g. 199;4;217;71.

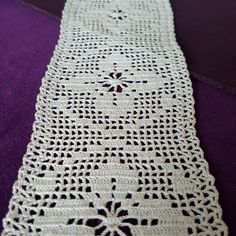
2;0;227;235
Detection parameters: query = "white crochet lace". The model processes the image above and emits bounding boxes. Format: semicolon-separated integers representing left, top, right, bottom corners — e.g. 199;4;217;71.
2;0;227;235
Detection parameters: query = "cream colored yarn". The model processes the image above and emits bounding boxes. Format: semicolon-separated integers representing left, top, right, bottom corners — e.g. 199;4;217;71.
2;0;227;235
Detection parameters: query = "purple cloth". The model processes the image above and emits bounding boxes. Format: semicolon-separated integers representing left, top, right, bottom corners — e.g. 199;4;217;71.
22;0;65;17
0;0;60;231
0;0;235;235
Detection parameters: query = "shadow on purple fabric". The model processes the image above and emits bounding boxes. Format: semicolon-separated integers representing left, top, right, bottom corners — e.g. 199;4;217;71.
171;0;236;95
0;0;235;235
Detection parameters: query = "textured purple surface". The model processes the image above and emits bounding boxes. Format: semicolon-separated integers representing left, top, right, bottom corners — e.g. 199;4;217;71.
0;0;235;234
0;0;60;231
171;0;236;94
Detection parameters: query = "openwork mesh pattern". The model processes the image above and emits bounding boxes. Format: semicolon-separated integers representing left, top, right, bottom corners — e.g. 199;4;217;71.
2;0;227;235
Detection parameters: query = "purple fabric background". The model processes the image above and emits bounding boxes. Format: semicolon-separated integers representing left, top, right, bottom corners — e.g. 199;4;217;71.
0;0;235;235
171;0;236;94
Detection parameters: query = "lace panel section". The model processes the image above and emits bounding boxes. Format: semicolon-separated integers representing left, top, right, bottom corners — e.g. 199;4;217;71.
2;0;227;235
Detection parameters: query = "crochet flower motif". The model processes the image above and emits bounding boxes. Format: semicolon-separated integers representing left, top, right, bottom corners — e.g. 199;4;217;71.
99;72;131;93
87;201;136;236
108;9;127;22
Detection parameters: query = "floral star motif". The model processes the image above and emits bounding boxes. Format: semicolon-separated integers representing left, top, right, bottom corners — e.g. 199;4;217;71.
86;201;137;236
67;201;158;236
108;9;127;22
99;72;131;93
